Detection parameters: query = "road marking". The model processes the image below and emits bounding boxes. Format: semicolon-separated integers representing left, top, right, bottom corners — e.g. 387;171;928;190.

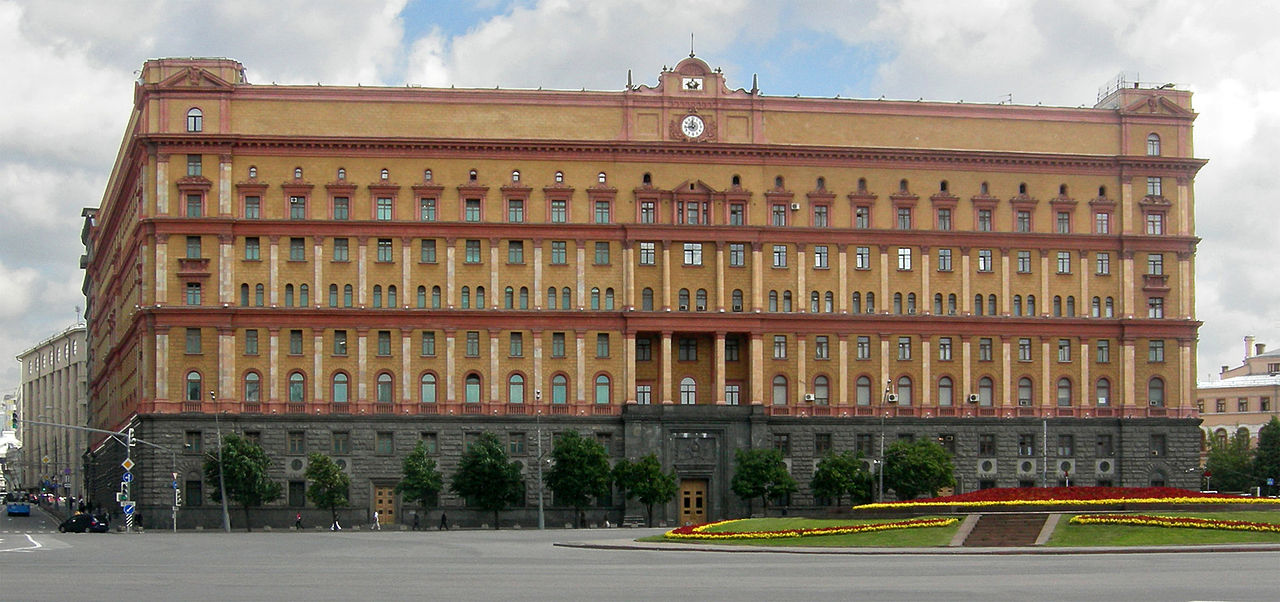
0;534;43;553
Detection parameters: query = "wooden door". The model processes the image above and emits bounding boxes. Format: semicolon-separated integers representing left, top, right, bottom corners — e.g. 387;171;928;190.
373;485;395;525
679;479;707;526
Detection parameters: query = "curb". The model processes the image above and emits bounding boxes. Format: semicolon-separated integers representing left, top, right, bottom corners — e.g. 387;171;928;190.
554;539;1280;555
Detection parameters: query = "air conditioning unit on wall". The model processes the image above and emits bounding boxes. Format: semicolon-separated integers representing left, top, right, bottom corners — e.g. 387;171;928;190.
789;203;801;211
886;393;899;403
803;394;816;402
967;393;980;403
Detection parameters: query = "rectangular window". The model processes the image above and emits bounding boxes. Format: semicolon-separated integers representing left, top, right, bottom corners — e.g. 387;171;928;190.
289;237;305;261
244;196;260;219
185;431;203;453
728;243;745;267
507;199;524;223
288;481;306;507
1149;340;1165;362
1097;434;1114;457
1056;211;1071;234
725;337;740;361
332;432;351;455
1016;210;1031;232
896;207;912;229
679;338;698;361
465;239;481;264
938;337;952;361
855;434;874;457
465;331;480;357
813;245;828;269
937;248;952;272
185;328;202;354
725;384;740;406
375;198;393;221
551;332;566;358
186;153;202;177
1096;252;1111;275
420;198;437;221
376;432;394;455
977;209;992;232
594;242;610;265
1016;250;1032;273
1146;176;1162;197
550;199;567;223
377;330;391;356
412;239;431;263
1094;212;1110;234
979;434;997;456
421;433;438;454
771;204;787;226
1150;434;1166;457
550;241;567;265
1147;296;1164;318
855;206;870;229
774;434;791;456
594;201;611;224
1018;434;1035;456
772;245;787;268
1018;338;1032;361
421;331;436;356
897;336;911;360
813;205;829;228
937;208;952;231
185;235;202;259
289;196;306;220
897;247;912;270
1057;435;1074;457
977;249;993;272
1096;340;1110;363
465;199;481;222
596;333;610;358
635;338;652;361
333;330;348;356
814;433;833;456
1056;251;1071;274
1058;339;1071;362
1239;399;1250;412
979;338;993;361
815;336;829;359
244;329;258;355
288;431;305;455
185;282;202;306
855;247;870;270
1146;213;1164;235
509;332;523;357
636;385;652;405
333;197;350;220
508;240;524;264
639;201;655;224
1147;253;1164;275
290;329;303;355
773;335;787;359
377;238;393;262
729;203;744;226
856;336;870;360
244;237;260;260
639;242;655;266
684;243;703;266
509;433;526;456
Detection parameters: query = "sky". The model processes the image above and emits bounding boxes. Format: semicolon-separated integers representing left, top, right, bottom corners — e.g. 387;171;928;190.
1;0;1277;394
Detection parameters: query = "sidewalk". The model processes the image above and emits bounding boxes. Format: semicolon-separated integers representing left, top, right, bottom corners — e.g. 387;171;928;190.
556;538;1280;555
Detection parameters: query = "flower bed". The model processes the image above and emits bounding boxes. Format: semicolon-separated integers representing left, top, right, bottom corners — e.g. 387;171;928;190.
664;517;958;540
852;486;1280;510
1070;514;1280;533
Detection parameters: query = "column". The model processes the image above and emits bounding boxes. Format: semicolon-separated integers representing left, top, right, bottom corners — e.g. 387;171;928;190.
268;236;280;306
920;246;931;314
879;337;890;394
961;338;972;400
921;339;931;407
155;330;169;400
1000;336;1011;409
356;328;368;402
797;337;808;401
1040;338;1051;408
403;332;413;402
446;238;456;308
155;153;169;215
219;155;232;216
796;244;806;312
1179;340;1193;408
751;243;764;311
1039;250;1049;315
219;234;233;304
1080;339;1091;411
533;240;543;309
155;236;169;304
1122;338;1136;408
1079;250;1090;313
313;236;325;308
1000;249;1011;314
268;328;280;402
490;332;501;403
624;333;637;403
218;328;234;400
532;329;544;405
878;245;889;311
357;237;369;306
575;331;585;403
661;242;672;311
405;238;416;306
714;332;726;404
837;335;849;406
750;333;764;404
661;332;673;404
960;248;971;314
622;242;635;310
445;330;457;403
715;243;726;312
1178;251;1193;319
837;245;848;313
314;333;325;402
1121;251;1135;318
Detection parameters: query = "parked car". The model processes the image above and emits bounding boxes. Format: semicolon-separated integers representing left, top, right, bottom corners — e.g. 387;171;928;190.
5;493;31;516
59;513;109;533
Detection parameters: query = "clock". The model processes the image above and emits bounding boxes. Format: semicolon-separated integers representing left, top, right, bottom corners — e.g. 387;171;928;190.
680;114;705;139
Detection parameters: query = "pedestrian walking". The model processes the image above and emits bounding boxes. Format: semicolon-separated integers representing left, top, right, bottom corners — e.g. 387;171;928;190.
439;512;448;531
371;510;382;530
412;511;420;531
330;518;342;531
294;512;302;530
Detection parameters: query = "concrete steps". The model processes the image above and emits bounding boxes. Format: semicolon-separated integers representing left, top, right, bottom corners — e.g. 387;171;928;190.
961;513;1049;547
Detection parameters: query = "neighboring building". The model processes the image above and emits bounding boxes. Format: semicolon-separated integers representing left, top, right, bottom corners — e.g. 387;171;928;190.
82;56;1204;529
1;393;20;492
15;325;89;503
1197;336;1280;446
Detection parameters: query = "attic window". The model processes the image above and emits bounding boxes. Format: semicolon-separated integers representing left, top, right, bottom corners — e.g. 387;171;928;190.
980;182;989;195
423;169;432;182
774;176;784;188
642;173;652;185
597;172;607;184
380;168;389;180
186;108;203;132
469;170;478;182
1059;184;1068;196
731;175;741;187
857;178;867;192
816;177;826;190
511;170;520;182
337;168;346;180
1098;185;1107;197
248;166;257;179
940;180;949;192
1018;183;1028;195
899;179;908;193
555;171;564;183
294;167;303;179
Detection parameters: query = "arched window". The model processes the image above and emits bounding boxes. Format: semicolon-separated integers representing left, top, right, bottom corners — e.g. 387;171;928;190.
1027;295;1036;316
988;294;997;316
641;287;654;311
824;291;834;313
508;374;524;404
329;284;338;307
938;376;954;406
604;288;615;310
732;289;744;312
241;283;250;306
678;288;690;310
1105;297;1114;317
1091;296;1100;317
1053;295;1062;316
1018;377;1033;405
1057;377;1072;407
549;373;570;404
769;291;779;312
973;294;984;316
475;286;485;309
520;287;530;309
1066;295;1075;317
332;373;349;403
595;374;611;405
1146;133;1161;156
866;292;876;312
285;284;295;307
1148;377;1165;407
465;374;481;404
856;376;871;405
420;373;437;403
186;371;202;402
431;286;441;308
186;108;203;132
372;285;382;308
386;285;395;308
547;287;557;309
561;287;571;310
1096;378;1111;406
894;293;903;314
255;284;264;307
947;294;957;315
680;377;697;405
505;287;515;309
783;290;793;312
239;372;260;403
851;292;862;314
696;289;708;311
1013;295;1023;316
289;372;305;403
591;287;601;310
343;284;353;307
377;373;393;403
812;291;822;313
812;376;829;405
908;293;918;315
934;293;943;315
460;286;470;309
417;286;427;308
896;376;913;406
979;377;994;406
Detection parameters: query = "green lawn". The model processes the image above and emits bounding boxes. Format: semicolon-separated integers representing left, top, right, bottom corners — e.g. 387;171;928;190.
643;517;959;548
1047;511;1280;546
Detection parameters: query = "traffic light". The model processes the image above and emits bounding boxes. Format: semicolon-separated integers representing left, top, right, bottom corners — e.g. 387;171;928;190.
10;411;16;429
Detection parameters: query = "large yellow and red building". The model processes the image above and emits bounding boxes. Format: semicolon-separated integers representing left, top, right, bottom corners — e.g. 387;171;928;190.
82;56;1204;528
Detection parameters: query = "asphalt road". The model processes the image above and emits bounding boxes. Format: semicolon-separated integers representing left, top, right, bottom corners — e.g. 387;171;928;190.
4;509;1280;601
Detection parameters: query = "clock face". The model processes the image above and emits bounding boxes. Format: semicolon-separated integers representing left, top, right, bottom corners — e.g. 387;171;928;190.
681;114;705;138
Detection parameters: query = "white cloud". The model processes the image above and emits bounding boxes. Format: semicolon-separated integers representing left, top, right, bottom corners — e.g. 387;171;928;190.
0;259;39;319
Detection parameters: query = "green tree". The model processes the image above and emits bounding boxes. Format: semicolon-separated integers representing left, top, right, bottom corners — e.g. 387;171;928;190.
882;439;955;501
1205;430;1254;492
730;448;797;517
613;454;678;527
395;441;444;519
1253;417;1280;493
546;431;613;528
203;433;282;531
810;450;874;507
450;432;524;529
304;452;350;529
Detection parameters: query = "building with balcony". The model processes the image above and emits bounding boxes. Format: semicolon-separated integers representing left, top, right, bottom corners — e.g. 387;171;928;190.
82;55;1205;528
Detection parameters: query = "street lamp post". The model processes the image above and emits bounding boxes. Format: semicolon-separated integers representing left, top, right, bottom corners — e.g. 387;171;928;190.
878;380;895;503
535;411;545;530
210;391;231;533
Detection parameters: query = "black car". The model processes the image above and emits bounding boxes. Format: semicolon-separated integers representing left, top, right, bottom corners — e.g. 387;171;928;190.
59;513;109;533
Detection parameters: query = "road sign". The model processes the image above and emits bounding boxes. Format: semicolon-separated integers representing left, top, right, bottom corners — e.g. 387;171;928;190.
122;501;136;516
172;480;179;489
121;471;133;483
1269;478;1275;486
41;455;50;464
121;458;134;471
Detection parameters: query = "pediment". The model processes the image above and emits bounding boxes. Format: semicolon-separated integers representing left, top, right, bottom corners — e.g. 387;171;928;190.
672;179;717;196
155;66;236;91
1121;94;1193;116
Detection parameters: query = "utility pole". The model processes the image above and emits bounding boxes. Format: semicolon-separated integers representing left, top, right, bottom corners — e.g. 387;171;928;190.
536;411;545;530
210;391;231;533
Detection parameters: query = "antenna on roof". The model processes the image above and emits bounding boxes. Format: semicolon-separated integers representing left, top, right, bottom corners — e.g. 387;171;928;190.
74;305;82;325
690;33;695;58
627;69;632;89
751;74;758;95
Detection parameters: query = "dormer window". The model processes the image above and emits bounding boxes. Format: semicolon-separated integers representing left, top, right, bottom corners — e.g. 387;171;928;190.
423;169;433;181
337;168;346;180
597;172;606;184
511;170;520;182
469;169;478;182
554;171;564;183
186;108;203;132
294;167;303;179
380;168;389;180
248;166;257;179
